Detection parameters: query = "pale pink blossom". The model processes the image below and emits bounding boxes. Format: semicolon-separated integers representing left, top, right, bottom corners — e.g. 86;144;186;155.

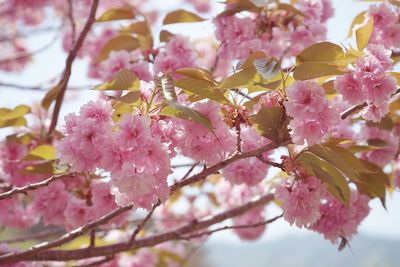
31;181;69;226
275;176;326;228
309;191;370;243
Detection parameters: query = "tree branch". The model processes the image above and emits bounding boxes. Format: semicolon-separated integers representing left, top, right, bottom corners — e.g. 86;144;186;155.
129;199;161;243
0;194;274;263
0;173;73;200
47;0;99;136
179;214;283;240
0;140;287;264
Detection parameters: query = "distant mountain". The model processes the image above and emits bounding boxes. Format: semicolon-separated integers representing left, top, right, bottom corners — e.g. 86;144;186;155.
200;234;400;267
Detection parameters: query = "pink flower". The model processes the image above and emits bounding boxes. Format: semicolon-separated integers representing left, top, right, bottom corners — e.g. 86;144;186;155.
175;101;235;165
80;99;113;123
56;118;112;172
111;164;169;210
232;208;266;240
284;81;326;118
0;197;36;229
309;191;370;243
32;181;69;226
275;176;326;228
223;157;269;186
289;119;325;145
113;114;152;152
64;198;92;230
363;76;396;105
334;73;363;105
361;102;389;122
223;127;271;185
359;126;399;167
154;35;197;75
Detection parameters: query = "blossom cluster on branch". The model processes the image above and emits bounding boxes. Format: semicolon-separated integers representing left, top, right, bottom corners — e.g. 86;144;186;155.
0;0;400;266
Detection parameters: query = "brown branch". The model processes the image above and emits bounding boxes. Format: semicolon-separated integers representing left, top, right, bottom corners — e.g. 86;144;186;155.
0;174;73;200
256;156;284;170
0;194;274;263
340;103;367;120
0;141;287;264
47;0;99;136
129;199;162;243
170;141;286;192
179;214;283;240
66;0;76;46
341;88;400;120
0;82;95;91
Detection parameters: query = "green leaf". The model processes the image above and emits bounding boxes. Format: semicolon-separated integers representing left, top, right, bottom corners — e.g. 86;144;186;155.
296;42;345;64
159;30;175;42
366;115;394;131
299;151;350;204
347;11;367;38
175;68;229;104
252;106;290;143
356;172;387;208
95;69;140;91
108;91;141;104
97;5;136;22
41;84;62;110
0;105;31;128
293;62;343;80
276;3;305;17
163;9;205;24
356;17;374;51
120;21;153;50
24;145;55;161
112;102;134;122
20;162;54;175
219;66;257;89
176;68;217;84
96;34;140;62
161;103;213;131
175;78;229;104
308;144;374;183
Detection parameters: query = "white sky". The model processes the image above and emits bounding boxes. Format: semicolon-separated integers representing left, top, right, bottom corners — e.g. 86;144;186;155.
0;0;399;243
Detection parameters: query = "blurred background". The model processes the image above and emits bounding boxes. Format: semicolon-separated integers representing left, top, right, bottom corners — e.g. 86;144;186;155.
0;0;399;266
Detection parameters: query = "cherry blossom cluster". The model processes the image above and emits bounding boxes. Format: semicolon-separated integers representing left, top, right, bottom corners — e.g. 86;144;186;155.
214;0;334;61
368;2;400;50
284;80;340;145
275;175;370;243
335;45;397;122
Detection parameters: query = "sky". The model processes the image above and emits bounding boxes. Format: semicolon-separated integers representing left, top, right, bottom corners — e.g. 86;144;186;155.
0;0;399;244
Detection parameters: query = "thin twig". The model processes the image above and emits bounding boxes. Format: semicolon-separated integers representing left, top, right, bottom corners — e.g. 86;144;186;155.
0;194;275;263
256;156;284;170
89;229;95;248
0;141;288;263
66;0;76;47
47;0;99;136
0;174;73;201
129;199;162;243
340;88;400;120
180;214;283;240
340;103;367;120
180;162;200;181
0;23;63;65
